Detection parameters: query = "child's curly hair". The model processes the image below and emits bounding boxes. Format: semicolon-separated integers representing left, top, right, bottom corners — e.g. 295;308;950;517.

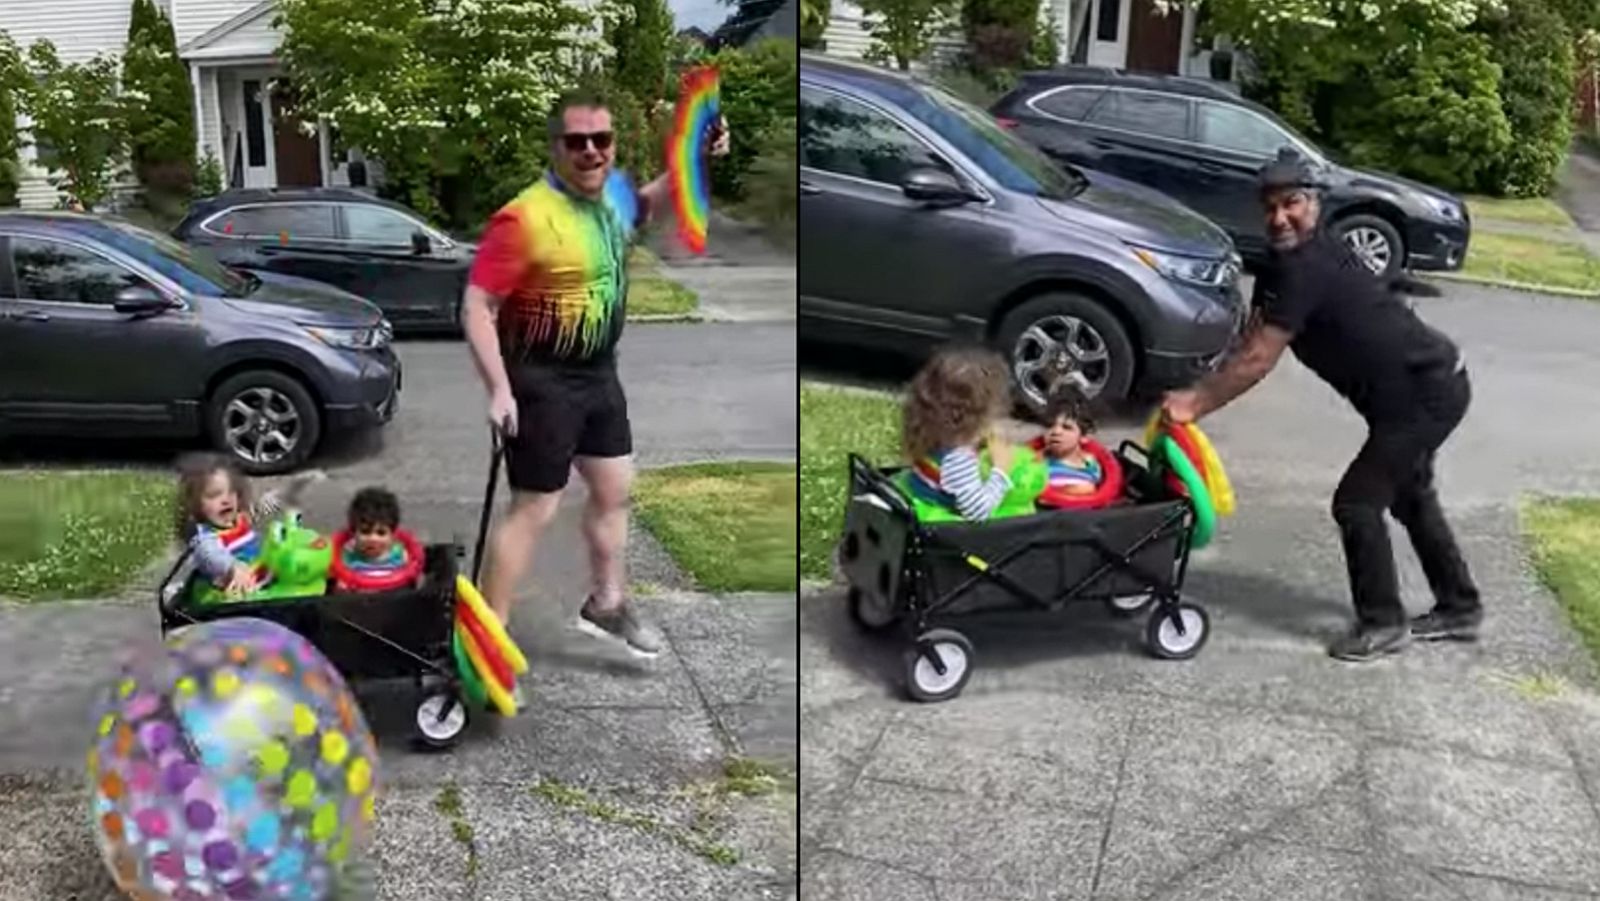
1040;383;1097;435
174;452;250;541
902;344;1011;460
348;487;401;531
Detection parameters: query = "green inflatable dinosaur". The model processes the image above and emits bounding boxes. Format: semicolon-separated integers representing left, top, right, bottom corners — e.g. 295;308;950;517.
895;448;1049;524
192;512;333;605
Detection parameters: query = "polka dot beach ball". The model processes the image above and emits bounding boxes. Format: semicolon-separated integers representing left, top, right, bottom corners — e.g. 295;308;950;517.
88;617;379;901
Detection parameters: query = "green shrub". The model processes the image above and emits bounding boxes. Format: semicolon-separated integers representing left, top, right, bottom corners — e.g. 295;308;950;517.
195;152;223;197
736;117;797;245
123;0;196;201
708;38;798;202
1327;30;1511;193
1479;0;1575;196
962;0;1038;71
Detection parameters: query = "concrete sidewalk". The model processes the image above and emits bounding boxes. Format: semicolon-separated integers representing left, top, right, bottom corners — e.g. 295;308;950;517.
800;284;1600;900
0;481;796;901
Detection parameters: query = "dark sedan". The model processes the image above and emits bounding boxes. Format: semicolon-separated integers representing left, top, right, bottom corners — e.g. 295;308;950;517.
801;53;1247;408
175;189;473;331
993;68;1471;280
0;212;400;473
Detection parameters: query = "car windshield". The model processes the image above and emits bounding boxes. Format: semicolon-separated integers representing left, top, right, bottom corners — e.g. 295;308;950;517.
901;84;1085;200
96;218;255;298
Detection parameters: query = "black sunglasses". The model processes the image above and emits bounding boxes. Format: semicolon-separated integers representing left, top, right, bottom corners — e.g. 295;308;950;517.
561;131;614;153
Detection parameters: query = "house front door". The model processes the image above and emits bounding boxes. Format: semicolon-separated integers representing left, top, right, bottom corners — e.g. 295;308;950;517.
1086;0;1131;67
1126;0;1183;73
238;78;274;188
271;82;323;188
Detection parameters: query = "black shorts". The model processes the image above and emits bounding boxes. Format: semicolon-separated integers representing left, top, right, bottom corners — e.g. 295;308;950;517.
505;360;632;493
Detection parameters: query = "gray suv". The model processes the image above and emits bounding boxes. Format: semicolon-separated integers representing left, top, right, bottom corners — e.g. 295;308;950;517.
0;213;400;474
800;53;1246;406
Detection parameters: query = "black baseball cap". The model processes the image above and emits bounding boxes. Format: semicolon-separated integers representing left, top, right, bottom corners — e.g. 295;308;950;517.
1258;148;1327;196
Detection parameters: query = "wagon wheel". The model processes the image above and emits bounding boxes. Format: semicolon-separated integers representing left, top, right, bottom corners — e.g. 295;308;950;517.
1105;594;1154;618
848;586;897;633
413;689;470;750
903;628;975;703
1145;603;1210;660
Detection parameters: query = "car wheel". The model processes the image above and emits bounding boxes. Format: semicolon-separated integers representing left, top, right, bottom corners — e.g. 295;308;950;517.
207;370;322;475
996;292;1136;412
1335;214;1404;280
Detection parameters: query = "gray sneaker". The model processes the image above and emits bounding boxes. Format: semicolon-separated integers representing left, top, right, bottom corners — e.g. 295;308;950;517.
577;599;663;658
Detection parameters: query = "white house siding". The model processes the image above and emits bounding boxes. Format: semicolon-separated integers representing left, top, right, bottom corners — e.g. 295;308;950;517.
821;0;963;70
196;66;224;169
193;8;279;58
172;0;264;49
0;0;141;207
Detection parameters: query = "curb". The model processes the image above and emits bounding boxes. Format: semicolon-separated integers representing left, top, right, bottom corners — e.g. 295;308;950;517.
1421;271;1600;299
630;312;706;323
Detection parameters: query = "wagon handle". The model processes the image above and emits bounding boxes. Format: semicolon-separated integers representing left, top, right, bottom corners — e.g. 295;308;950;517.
847;453;916;522
470;425;513;583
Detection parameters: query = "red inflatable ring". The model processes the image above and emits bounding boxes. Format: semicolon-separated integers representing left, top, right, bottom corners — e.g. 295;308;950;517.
1033;437;1124;510
330;528;425;592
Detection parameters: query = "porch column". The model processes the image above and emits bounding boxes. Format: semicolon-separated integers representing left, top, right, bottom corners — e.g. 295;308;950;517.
210;68;224;179
318;118;332;187
1178;1;1197;76
190;62;204;162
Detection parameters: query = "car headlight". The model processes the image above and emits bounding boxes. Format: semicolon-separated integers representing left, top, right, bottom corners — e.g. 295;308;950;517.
304;324;389;350
1129;245;1231;288
1422;195;1463;222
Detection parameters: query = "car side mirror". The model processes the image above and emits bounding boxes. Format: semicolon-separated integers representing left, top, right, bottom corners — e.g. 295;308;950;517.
901;167;975;206
113;285;175;315
411;231;431;255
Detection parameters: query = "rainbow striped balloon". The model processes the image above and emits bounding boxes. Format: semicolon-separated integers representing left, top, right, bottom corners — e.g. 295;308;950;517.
666;65;721;254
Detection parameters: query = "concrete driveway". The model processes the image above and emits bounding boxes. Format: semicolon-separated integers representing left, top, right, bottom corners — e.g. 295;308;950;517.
801;282;1600;900
0;318;799;900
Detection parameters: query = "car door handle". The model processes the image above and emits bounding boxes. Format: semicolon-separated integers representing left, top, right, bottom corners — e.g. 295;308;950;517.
800;181;823;196
14;309;50;322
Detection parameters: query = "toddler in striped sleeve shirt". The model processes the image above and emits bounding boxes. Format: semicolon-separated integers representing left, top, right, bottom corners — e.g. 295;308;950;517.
902;345;1021;522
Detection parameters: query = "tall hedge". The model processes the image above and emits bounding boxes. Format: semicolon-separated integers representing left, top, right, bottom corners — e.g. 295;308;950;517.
708;38;797;201
608;0;675;104
1479;0;1575;196
1326;29;1512;193
122;0;196;201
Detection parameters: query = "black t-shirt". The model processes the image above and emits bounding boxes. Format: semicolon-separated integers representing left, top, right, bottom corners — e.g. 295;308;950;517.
1253;232;1458;420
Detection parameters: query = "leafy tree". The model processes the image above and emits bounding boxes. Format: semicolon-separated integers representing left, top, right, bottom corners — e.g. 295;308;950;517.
275;0;608;227
0;34;23;207
122;0;196;202
1478;0;1575;196
17;41;126;210
858;0;960;70
608;0;675;102
801;0;831;47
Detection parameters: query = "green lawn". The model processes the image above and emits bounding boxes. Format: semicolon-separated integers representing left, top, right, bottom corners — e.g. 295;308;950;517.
1464;195;1575;229
0;470;174;600
628;247;699;318
633;461;796;592
1523;497;1600;668
799;383;900;582
1461;231;1600;294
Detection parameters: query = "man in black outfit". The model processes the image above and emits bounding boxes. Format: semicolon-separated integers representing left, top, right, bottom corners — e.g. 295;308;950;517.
1161;150;1482;662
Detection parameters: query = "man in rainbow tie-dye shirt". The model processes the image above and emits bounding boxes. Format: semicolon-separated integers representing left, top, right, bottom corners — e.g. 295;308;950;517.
462;88;728;661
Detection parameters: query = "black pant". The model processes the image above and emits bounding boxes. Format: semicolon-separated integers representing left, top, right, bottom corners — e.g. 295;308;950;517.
1331;367;1480;628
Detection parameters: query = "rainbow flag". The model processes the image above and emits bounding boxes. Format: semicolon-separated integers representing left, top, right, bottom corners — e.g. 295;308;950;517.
665;65;721;254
